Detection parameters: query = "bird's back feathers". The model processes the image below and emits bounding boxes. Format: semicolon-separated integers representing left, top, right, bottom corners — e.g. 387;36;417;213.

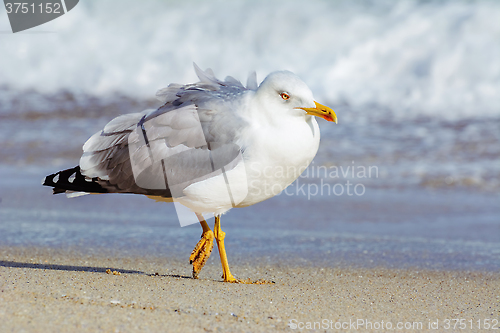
44;65;250;197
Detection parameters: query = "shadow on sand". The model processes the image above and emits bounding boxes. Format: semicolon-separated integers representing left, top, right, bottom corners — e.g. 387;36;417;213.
0;260;201;280
0;260;146;275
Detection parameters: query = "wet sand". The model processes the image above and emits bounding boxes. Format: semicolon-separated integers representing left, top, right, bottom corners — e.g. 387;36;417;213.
1;247;498;332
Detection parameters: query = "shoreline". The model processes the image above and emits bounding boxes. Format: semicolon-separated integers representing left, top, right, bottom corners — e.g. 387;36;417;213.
1;246;498;332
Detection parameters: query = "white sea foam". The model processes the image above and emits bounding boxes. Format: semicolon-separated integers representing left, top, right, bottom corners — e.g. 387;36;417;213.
0;0;499;120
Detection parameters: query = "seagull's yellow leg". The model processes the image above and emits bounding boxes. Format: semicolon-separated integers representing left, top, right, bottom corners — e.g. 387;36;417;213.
214;215;237;282
189;215;214;279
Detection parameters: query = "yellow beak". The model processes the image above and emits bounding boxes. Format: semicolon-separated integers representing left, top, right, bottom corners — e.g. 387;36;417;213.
297;101;338;124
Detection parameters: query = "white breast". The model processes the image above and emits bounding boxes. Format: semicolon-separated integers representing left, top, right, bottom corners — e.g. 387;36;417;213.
237;115;320;207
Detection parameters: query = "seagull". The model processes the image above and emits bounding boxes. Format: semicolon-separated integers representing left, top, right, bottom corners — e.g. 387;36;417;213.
43;64;337;283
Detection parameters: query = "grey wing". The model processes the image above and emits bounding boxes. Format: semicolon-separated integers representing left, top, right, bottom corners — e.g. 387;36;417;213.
79;65;249;197
79;109;165;195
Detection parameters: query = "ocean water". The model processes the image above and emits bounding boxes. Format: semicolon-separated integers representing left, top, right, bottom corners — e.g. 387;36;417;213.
0;167;499;271
0;0;499;270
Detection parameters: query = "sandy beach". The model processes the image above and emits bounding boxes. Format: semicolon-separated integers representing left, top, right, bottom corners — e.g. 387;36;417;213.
1;246;498;333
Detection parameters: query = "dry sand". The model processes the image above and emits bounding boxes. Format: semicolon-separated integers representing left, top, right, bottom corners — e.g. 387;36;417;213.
0;247;498;333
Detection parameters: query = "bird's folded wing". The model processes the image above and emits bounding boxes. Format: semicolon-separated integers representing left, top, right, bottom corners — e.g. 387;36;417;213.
79;66;250;197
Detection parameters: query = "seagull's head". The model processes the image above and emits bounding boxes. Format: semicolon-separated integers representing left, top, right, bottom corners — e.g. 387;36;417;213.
255;71;337;124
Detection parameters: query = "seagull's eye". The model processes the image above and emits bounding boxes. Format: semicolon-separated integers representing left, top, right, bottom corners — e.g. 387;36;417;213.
280;92;290;100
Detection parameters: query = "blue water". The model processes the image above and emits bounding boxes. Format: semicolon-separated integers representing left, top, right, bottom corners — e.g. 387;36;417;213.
0;167;498;271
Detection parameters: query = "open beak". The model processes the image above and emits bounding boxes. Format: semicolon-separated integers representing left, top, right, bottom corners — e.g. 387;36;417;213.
297;101;338;124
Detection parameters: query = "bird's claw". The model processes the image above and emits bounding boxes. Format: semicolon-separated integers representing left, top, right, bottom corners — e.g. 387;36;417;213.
190;230;214;279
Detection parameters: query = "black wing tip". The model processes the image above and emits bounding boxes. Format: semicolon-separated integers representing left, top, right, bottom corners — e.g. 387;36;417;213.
42;166;108;194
